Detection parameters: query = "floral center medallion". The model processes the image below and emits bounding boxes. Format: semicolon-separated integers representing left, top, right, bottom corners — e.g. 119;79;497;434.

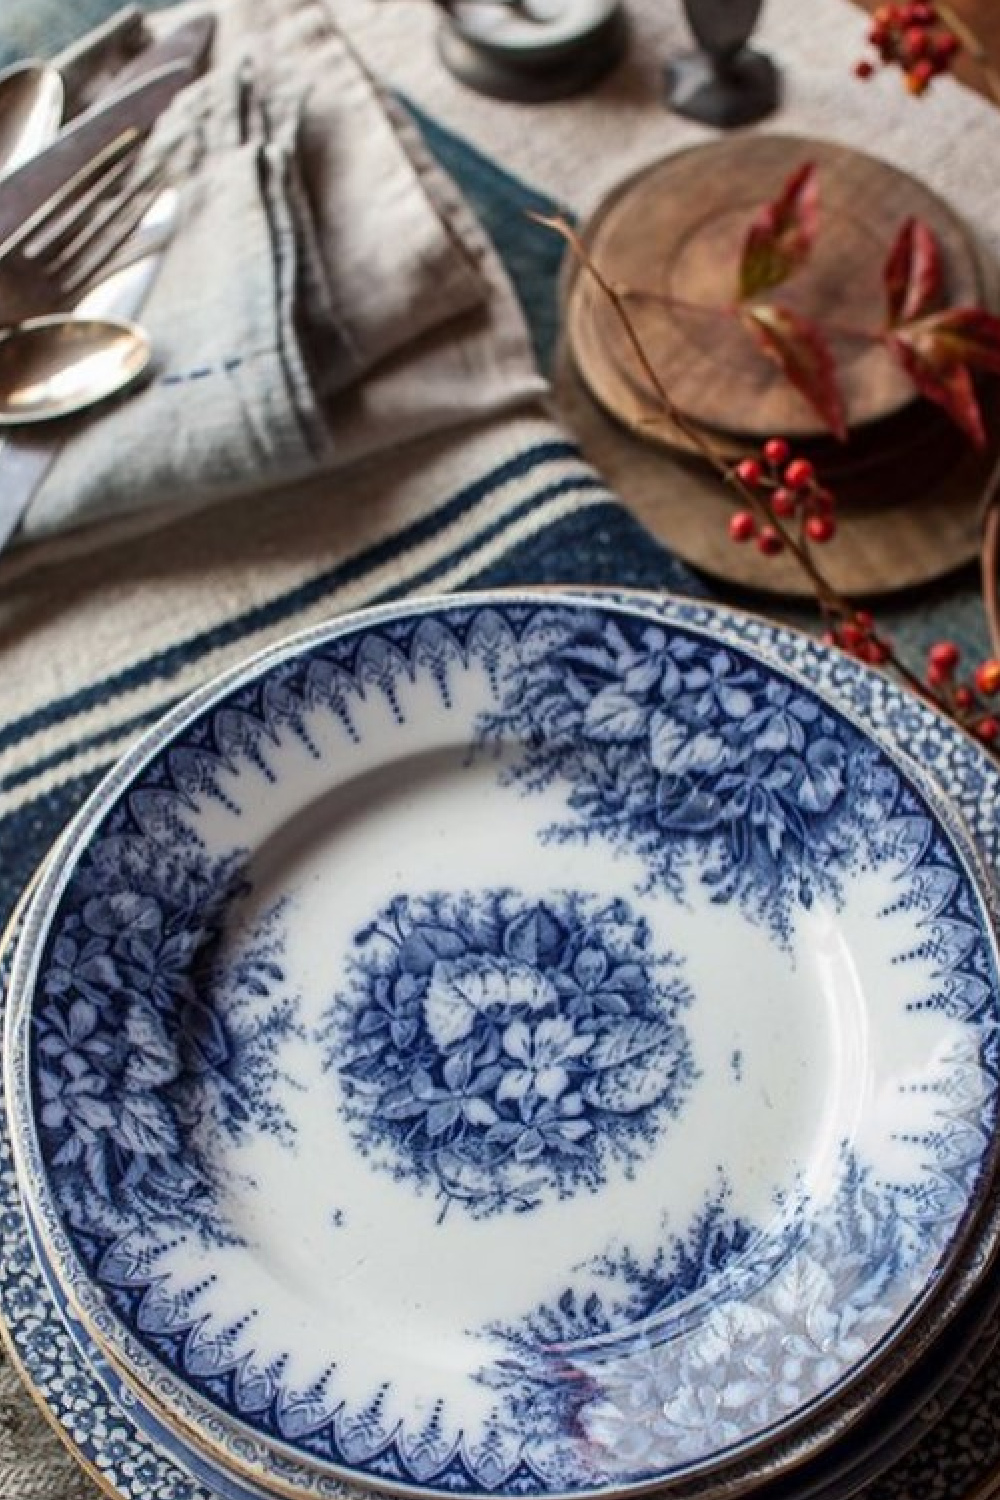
327;889;695;1219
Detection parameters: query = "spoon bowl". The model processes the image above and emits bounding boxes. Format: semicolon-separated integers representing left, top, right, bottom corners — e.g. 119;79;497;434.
0;315;151;425
0;61;65;179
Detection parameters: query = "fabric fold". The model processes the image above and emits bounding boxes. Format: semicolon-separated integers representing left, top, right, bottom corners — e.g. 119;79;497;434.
13;0;546;550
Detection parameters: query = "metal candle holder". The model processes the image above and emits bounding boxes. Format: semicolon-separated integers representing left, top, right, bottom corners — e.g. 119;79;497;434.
436;0;626;103
665;0;779;127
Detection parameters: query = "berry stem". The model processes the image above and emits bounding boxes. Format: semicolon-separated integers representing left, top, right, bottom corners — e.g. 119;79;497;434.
534;209;981;737
531;213;846;608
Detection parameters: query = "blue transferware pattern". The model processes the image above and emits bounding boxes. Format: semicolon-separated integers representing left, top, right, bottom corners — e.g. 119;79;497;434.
331;889;694;1220
478;612;862;939
34;855;299;1245
0;913;308;1500
7;594;1000;1500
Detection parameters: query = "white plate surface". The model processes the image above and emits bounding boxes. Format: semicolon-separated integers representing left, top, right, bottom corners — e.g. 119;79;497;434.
7;592;1000;1499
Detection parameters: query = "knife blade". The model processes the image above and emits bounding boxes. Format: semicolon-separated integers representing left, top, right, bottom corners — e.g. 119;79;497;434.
109;16;215;97
52;7;148;112
0;43;205;246
0;188;178;558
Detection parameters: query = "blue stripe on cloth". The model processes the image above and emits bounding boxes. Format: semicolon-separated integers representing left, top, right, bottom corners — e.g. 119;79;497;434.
0;499;704;925
2;708;164;797
0;442;587;762
1;469;627;810
0;95;708;930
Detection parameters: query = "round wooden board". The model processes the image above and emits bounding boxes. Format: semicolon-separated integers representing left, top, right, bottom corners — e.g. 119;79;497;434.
553;332;998;598
565;135;984;443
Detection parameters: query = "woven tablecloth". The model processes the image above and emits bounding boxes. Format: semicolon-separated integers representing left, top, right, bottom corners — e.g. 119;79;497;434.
2;1;1000;1497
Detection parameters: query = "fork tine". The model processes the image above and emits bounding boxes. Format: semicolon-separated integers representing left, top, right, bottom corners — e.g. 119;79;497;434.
0;128;142;264
45;153;170;277
58;159;172;292
24;152;140;259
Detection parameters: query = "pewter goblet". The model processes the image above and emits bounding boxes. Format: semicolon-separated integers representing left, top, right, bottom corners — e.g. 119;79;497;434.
666;0;779;127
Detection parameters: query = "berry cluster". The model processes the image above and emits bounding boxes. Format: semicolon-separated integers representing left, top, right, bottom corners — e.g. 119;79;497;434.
924;643;1000;742
728;440;836;557
822;612;891;667
855;3;961;94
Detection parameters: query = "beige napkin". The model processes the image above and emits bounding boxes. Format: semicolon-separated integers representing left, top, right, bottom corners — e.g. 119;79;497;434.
15;0;546;547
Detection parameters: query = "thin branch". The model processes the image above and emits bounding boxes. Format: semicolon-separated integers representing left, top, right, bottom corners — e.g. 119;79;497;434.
536;209;987;726
533;212;848;613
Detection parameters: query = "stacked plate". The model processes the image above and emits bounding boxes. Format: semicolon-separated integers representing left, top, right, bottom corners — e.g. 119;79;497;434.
4;589;1000;1500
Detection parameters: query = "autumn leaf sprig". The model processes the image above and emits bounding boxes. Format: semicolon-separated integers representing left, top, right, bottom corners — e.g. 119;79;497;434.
534;195;1000;747
712;160;1000;447
533;8;1000;749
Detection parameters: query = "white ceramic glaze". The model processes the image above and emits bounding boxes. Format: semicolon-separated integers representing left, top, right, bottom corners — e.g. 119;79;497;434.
6;593;1000;1499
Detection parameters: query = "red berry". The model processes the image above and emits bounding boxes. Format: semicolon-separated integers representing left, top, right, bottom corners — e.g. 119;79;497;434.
865;638;892;665
854;58;876;79
928;640;961;675
805;515;836;544
854;609;875;631
735;458;763;487
926;662;952;688
906;58;935;91
839;623;864;652
933;29;959;61
757;526;784;556
784;458;815;489
976;715;1000;743
729;510;757;543
763;437;791;467
903;25;929;56
770;487;798;518
955;686;975;710
908;3;937;22
975;659;1000;695
810;488;836;515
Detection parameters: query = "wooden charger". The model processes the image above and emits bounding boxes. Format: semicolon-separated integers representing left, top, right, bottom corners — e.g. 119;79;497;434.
559;135;998;598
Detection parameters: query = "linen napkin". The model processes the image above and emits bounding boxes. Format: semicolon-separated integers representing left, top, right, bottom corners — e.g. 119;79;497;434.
12;0;547;548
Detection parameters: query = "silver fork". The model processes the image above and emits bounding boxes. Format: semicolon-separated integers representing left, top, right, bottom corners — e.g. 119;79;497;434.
0;128;173;325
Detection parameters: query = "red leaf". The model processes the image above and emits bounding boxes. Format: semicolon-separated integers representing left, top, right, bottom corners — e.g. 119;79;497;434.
739;163;820;302
907;307;1000;374
888;307;1000;447
888;332;985;446
883;218;943;327
741;303;848;441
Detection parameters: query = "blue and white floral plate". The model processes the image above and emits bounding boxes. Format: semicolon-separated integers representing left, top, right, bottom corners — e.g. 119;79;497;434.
3;872;999;1500
6;591;1000;1500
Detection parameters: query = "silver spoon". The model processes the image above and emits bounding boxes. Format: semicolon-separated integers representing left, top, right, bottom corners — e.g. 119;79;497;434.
0;180;176;427
0;60;65;180
0;313;150;425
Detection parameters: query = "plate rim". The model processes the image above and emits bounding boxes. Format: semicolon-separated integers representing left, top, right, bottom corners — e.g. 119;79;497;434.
7;586;1000;1500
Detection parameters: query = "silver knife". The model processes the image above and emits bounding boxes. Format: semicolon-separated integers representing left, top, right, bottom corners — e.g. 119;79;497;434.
0;18;212;246
52;7;148;113
0;187;178;557
107;16;215;97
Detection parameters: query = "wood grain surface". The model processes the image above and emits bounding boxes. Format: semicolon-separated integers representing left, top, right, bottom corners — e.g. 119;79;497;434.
551;7;1000;599
565;135;983;443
